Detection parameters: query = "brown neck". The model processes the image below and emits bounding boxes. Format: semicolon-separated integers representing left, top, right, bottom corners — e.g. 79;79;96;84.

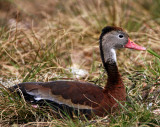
103;59;123;89
99;44;123;89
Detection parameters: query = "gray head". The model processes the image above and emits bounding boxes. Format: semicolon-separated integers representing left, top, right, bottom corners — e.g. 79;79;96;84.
99;26;146;63
100;26;129;49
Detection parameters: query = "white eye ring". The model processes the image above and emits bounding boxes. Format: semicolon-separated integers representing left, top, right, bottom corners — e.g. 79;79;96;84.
118;34;124;38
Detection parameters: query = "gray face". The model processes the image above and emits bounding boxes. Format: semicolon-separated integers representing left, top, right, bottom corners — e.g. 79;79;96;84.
102;30;129;50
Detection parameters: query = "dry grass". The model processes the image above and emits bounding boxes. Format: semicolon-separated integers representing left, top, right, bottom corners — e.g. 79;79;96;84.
0;0;160;126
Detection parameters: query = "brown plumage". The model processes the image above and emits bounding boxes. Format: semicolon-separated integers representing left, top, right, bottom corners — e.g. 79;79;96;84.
9;26;146;118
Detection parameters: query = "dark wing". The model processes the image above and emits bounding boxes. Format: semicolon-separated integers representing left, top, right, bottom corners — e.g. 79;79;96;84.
10;81;104;109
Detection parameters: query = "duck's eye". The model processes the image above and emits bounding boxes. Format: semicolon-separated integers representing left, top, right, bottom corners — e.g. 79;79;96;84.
118;34;124;38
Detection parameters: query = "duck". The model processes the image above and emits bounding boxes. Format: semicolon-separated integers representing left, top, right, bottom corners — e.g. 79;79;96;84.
9;26;146;118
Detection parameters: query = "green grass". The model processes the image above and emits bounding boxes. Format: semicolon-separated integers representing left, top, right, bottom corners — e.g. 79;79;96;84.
0;0;160;126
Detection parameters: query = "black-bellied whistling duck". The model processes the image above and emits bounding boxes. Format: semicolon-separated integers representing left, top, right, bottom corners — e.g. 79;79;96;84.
10;26;146;118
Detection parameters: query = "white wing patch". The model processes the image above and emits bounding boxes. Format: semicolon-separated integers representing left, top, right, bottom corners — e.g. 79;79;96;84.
26;88;92;110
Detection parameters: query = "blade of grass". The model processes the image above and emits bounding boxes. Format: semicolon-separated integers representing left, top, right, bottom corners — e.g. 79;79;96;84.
147;49;160;59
